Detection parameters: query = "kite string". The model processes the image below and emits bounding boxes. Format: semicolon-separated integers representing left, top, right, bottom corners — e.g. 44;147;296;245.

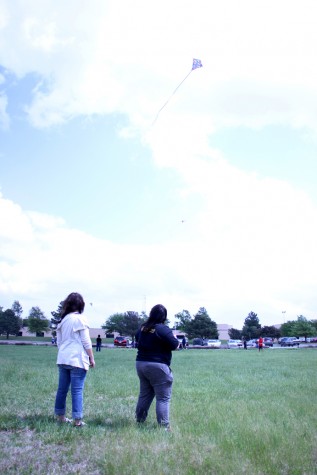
152;69;193;125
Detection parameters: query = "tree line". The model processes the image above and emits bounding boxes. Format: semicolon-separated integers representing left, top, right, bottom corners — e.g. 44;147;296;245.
0;300;51;339
1;301;316;342
102;307;219;341
229;311;317;341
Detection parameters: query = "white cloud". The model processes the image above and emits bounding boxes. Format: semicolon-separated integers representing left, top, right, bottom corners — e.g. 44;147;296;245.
1;1;317;328
1;154;317;328
0;92;9;129
0;0;317;130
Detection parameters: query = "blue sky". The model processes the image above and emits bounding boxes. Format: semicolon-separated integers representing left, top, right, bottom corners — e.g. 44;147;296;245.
1;0;317;329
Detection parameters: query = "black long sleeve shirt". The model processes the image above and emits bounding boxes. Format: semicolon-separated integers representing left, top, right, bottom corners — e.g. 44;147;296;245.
135;324;179;366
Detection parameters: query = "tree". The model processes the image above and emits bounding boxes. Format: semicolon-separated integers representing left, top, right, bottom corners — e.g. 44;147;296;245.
280;320;296;337
102;311;146;341
51;301;64;322
292;316;315;340
228;328;242;339
261;325;281;339
123;311;145;341
174;310;192;333
311;320;317;333
11;300;23;319
0;308;22;339
102;313;127;335
27;306;49;334
50;301;64;333
242;311;261;340
139;311;148;320
186;307;218;339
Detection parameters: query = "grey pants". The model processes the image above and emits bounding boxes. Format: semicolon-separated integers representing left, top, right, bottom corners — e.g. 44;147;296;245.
135;361;173;427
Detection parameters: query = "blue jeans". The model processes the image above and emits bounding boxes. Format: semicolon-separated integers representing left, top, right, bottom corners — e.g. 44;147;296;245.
136;361;173;427
55;365;87;420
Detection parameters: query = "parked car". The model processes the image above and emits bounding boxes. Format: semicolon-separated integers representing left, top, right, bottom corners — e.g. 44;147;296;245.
278;337;288;345
114;336;131;347
177;337;188;348
227;339;243;348
206;339;221;348
307;337;317;343
192;338;207;346
280;337;300;347
246;339;258;348
263;337;274;347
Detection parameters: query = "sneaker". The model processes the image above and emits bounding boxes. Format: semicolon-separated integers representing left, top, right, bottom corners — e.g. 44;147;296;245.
74;421;86;427
57;417;72;424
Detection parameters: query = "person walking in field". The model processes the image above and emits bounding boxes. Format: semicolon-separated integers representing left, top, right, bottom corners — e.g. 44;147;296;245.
96;334;102;352
54;292;95;427
135;304;179;431
182;336;187;349
258;336;263;351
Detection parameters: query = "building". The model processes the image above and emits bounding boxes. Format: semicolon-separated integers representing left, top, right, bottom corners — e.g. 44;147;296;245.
217;324;232;340
173;324;232;341
18;327;107;339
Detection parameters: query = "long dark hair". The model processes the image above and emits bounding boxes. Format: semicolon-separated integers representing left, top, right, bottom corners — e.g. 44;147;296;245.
142;304;167;332
61;292;85;319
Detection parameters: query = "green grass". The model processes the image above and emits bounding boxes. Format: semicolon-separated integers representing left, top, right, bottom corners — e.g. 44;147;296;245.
0;336;52;341
0;347;317;474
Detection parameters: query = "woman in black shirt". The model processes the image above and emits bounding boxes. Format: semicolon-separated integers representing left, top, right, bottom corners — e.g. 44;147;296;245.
135;304;179;429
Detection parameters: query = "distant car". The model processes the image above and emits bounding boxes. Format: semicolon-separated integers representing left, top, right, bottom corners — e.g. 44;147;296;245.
307;337;317;343
263;337;274;347
280;337;300;347
227;339;243;348
114;336;131;347
278;337;288;345
192;338;207;346
306;336;317;343
177;337;188;348
206;339;221;348
246;339;258;348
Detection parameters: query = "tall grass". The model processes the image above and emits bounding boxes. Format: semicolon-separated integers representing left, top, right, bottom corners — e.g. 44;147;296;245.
0;346;317;474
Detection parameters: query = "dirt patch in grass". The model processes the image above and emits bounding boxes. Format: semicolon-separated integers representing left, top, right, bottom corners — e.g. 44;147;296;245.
0;429;101;474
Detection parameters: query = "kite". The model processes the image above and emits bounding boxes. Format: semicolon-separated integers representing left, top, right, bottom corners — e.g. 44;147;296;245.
152;58;203;124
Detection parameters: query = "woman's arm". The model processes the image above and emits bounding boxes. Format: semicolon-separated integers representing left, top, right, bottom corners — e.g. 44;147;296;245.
79;328;95;367
157;325;180;350
85;347;95;368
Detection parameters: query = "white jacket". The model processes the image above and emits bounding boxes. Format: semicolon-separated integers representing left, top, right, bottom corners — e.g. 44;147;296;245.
56;312;92;370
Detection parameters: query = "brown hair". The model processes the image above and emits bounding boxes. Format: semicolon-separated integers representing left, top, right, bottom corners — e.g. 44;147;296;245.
142;304;167;332
61;292;85;319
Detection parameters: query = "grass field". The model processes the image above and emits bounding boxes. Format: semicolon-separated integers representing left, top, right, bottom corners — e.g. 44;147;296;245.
0;346;317;475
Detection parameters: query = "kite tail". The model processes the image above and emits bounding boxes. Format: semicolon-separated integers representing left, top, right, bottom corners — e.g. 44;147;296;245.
152;69;193;125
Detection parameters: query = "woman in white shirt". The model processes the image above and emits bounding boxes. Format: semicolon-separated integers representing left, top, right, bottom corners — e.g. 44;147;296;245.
54;292;95;427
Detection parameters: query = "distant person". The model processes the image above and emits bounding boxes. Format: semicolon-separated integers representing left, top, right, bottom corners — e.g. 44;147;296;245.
258;336;263;351
96;334;102;352
54;292;95;427
182;336;187;350
135;304;179;430
243;339;247;350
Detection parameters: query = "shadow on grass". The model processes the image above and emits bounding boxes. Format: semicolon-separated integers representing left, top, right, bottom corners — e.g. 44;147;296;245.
0;413;137;432
0;414;54;431
88;415;134;429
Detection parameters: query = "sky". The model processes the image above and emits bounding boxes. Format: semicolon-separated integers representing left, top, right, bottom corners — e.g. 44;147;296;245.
1;0;317;330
